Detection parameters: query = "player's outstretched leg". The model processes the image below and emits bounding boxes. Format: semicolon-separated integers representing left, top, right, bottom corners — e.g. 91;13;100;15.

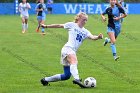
40;66;71;86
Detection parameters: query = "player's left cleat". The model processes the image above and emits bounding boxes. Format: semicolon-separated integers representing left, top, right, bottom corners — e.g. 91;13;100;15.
40;78;49;86
36;28;40;32
114;56;120;61
73;79;87;88
103;37;108;46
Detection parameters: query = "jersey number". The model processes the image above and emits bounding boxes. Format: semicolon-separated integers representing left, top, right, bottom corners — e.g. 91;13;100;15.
76;34;82;42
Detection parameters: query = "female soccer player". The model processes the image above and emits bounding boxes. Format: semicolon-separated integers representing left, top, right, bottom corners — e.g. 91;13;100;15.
101;0;127;61
40;12;103;88
19;0;31;33
35;0;47;35
47;0;53;14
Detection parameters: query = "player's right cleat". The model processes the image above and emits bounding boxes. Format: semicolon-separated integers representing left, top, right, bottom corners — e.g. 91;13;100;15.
22;30;25;33
40;78;49;86
103;37;108;46
73;79;87;88
42;32;46;35
114;56;120;61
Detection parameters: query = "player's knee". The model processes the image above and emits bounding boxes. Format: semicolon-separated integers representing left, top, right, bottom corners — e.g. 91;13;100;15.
61;73;71;80
70;61;78;65
65;74;71;80
111;40;116;44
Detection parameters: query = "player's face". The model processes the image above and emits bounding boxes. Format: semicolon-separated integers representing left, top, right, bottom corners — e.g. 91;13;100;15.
40;0;44;3
78;15;88;26
22;0;26;3
110;0;116;6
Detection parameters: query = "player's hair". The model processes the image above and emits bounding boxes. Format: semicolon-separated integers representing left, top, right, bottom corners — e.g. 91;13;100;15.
74;12;88;23
36;0;40;3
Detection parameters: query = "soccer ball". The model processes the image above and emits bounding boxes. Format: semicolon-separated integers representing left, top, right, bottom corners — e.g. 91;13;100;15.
84;77;96;88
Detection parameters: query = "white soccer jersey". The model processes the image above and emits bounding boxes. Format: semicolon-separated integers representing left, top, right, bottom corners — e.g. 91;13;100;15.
19;3;31;17
64;22;92;52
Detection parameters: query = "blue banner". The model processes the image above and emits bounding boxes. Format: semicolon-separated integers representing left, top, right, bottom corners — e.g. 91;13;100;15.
14;0;18;14
0;3;140;15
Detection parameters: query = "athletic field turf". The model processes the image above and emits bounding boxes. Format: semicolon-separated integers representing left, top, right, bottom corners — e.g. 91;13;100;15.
0;15;140;93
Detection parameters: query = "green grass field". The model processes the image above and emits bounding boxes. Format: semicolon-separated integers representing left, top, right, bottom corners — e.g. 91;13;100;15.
0;14;140;93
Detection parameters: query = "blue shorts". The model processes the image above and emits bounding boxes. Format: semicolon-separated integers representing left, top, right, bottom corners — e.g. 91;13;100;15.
37;16;46;21
107;26;121;37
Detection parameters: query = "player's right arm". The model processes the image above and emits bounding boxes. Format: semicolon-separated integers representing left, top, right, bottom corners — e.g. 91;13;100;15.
41;24;64;28
18;3;22;13
101;8;107;22
101;14;106;22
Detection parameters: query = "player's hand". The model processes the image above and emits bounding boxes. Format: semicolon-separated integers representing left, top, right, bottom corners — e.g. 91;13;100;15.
102;16;106;22
113;16;120;21
98;33;103;39
40;8;43;11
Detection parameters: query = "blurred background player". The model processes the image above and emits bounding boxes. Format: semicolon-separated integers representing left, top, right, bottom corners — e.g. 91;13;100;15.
119;0;127;23
40;12;103;88
19;0;31;33
47;0;53;14
101;0;127;61
35;0;47;35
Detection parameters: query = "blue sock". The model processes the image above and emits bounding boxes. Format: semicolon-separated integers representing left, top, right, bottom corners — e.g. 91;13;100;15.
42;27;45;33
61;66;71;80
110;44;117;56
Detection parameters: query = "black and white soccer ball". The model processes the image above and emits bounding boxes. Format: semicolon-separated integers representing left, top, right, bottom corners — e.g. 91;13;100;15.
84;77;96;88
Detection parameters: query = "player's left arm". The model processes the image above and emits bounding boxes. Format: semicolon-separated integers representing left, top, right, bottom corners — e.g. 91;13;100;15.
41;24;64;28
114;7;127;21
119;13;127;19
88;33;103;40
27;3;31;9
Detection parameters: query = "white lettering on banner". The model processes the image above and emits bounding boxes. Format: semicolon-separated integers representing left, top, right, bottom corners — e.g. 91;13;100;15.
78;4;87;12
64;4;104;14
64;4;129;14
88;4;94;14
64;4;77;13
104;4;110;9
95;4;103;14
